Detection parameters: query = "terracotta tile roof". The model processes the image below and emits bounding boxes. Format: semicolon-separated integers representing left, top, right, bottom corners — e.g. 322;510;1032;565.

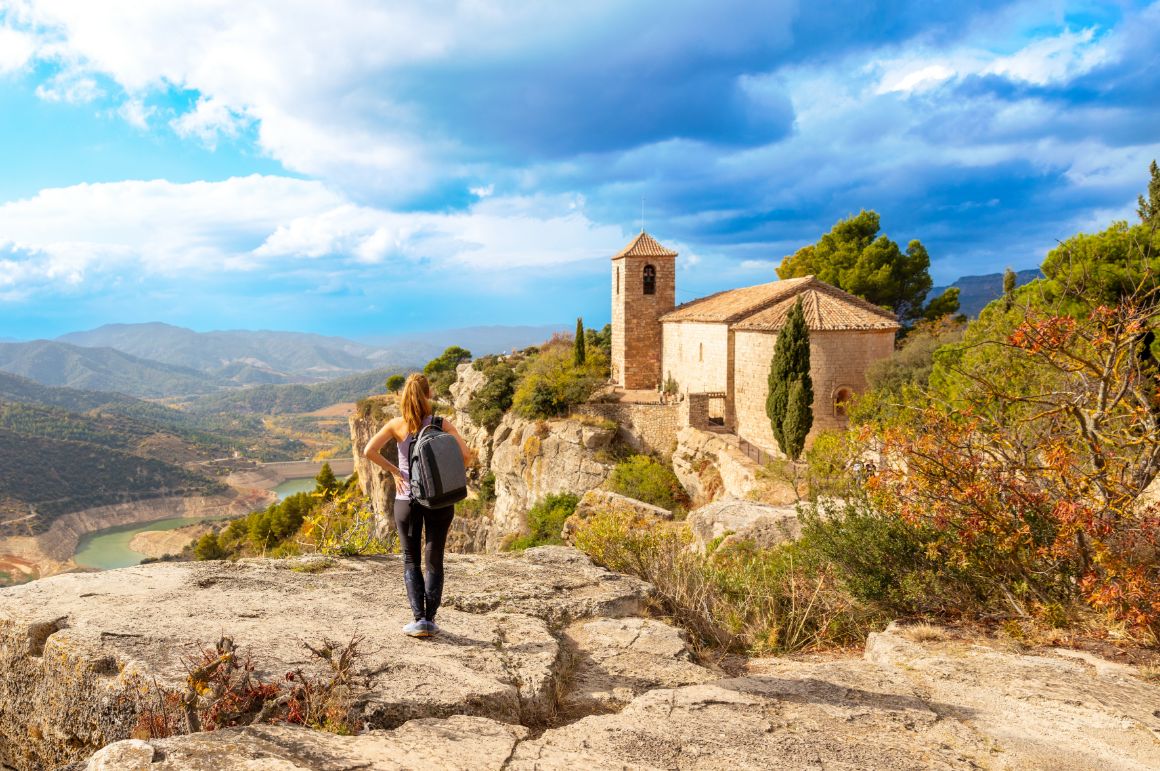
659;276;815;323
661;275;901;331
734;285;901;331
612;231;678;259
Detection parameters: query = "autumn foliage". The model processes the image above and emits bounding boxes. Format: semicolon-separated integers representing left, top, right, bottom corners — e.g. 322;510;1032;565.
866;287;1160;637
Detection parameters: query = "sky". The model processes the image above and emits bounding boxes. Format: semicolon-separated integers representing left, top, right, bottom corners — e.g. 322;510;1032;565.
0;1;1157;341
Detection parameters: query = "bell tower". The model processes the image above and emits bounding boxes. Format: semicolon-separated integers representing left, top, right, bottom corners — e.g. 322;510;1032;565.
610;231;677;389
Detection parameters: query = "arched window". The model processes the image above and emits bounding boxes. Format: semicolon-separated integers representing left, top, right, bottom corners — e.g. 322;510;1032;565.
615;267;620;295
834;387;854;418
698;342;703;362
643;264;656;295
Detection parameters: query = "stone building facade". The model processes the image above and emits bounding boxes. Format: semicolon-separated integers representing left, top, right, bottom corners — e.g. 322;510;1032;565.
610;232;900;457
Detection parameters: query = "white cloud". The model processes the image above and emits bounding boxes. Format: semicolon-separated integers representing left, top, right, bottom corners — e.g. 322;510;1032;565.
0;25;34;73
116;96;153;128
0;176;628;295
873;26;1108;95
170;95;247;147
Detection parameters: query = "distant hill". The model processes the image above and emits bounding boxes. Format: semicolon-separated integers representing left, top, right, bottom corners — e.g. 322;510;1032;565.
0;370;303;462
0;340;224;398
58;322;419;382
0;427;226;535
0;372;234;534
364;324;569;362
933;268;1042;318
184;367;407;416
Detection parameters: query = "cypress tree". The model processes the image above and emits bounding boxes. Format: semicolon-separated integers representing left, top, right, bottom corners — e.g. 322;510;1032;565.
766;296;813;457
574;317;587;366
782;378;812;460
1138;159;1160;225
1003;267;1017;311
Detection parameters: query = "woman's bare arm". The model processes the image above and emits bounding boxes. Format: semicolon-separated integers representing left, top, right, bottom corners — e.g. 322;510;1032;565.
362;418;405;485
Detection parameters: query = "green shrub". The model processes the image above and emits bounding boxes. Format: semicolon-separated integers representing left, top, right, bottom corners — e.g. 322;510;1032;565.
797;497;984;616
467;359;518;431
193;532;227;561
424;346;472;397
511;338;607;419
506;493;579;551
570;509;876;653
478;472;496;503
607;455;691;514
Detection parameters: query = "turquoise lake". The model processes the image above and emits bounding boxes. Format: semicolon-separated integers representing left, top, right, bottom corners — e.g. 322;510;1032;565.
73;477;321;570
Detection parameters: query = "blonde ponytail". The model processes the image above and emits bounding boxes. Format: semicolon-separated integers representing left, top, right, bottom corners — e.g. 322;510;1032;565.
400;373;433;435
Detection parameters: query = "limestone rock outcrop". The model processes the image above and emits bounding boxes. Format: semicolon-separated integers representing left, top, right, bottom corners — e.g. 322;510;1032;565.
68;717;526;771
685;497;800;552
0;547;653;770
350;397;399;526
351;364;617;552
865;622;1160;770
69;622;1160;770
562;489;672;544
447;362;493;472
484;413;616;551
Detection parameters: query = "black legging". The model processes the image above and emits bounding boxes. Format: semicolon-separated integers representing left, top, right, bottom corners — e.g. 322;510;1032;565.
393;498;455;622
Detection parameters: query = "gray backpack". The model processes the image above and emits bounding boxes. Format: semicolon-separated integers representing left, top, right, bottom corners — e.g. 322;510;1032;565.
407;416;468;508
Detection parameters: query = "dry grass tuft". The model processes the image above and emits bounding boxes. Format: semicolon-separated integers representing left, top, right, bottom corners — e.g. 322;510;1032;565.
901;623;948;643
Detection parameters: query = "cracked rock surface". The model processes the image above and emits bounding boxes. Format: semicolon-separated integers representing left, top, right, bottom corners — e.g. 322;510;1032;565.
0;547;651;770
4;550;1160;770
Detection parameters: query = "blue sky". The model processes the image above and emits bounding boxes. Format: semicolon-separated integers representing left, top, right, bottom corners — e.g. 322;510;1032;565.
0;0;1157;340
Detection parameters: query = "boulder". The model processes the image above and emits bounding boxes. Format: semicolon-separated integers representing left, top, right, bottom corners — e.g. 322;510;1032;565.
573;490;673;521
562;490;672;544
0;548;650;771
685;498;799;552
485;414;616;551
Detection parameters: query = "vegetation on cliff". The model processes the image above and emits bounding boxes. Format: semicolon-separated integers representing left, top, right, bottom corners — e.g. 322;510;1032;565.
606;455;691;515
194;465;389;560
511;332;609;419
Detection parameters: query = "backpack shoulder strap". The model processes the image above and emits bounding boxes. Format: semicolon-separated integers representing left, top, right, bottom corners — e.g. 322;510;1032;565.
432;415;444;430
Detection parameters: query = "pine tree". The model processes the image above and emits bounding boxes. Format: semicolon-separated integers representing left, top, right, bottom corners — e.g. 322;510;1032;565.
315;462;338;495
574;317;587;366
766;297;813;457
1138;159;1160;225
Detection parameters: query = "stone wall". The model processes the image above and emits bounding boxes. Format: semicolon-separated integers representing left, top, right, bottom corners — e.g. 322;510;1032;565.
612;254;675;389
660;321;729;395
574;401;681;456
732;328;896;455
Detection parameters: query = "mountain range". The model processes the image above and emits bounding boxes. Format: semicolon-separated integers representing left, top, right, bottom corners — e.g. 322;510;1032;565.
933;268;1042;318
0;323;567;398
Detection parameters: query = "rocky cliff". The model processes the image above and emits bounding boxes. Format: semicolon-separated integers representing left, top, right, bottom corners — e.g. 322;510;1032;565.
351;364;617;550
3;554;1156;770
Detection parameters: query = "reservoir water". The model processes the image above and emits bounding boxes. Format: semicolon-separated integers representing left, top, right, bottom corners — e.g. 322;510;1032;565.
74;477;321;570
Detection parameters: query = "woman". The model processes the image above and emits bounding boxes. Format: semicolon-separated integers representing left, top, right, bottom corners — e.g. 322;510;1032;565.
362;373;471;637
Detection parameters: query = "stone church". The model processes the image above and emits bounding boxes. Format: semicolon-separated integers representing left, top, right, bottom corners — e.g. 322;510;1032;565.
610;231;899;453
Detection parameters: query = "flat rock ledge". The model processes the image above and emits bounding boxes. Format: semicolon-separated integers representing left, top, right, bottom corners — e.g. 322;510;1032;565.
4;552;1160;771
72;621;1160;770
0;547;659;771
